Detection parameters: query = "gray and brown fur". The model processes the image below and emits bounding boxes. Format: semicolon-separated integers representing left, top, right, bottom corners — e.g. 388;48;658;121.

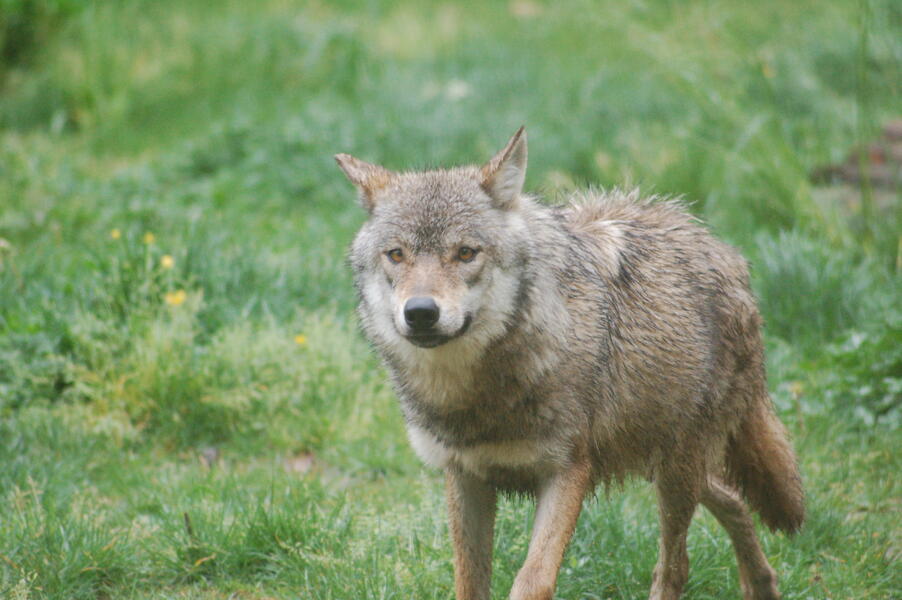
336;127;804;600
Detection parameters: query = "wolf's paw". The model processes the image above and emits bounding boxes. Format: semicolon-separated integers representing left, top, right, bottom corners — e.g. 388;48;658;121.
508;569;554;600
741;569;781;600
648;560;688;600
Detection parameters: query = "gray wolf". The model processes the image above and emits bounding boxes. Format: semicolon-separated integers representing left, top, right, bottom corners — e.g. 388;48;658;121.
336;127;804;600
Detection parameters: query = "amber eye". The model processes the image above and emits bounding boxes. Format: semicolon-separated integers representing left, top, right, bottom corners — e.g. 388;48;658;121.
457;246;478;262
386;248;404;264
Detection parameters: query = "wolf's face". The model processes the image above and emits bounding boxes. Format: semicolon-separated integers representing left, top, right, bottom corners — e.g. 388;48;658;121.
338;128;529;355
352;172;519;350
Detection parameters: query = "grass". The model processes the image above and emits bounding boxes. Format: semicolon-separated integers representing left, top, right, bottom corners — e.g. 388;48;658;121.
0;0;900;598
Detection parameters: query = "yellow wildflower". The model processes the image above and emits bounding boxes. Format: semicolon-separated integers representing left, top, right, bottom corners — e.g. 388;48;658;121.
110;228;121;240
143;232;156;244
294;334;307;346
160;254;174;269
164;290;186;307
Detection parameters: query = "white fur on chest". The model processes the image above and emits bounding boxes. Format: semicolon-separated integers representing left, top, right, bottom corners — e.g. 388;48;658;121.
407;424;546;476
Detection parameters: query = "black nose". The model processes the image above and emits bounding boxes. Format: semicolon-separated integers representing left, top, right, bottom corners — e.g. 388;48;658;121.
404;297;440;330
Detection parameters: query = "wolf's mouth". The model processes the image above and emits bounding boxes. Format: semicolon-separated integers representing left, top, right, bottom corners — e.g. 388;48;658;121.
405;315;472;348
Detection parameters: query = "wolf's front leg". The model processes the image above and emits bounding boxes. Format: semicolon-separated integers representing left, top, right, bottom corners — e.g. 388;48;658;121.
446;466;497;600
509;457;593;600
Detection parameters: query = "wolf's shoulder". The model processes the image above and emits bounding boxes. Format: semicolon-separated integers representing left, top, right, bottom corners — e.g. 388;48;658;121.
558;187;697;232
548;187;749;285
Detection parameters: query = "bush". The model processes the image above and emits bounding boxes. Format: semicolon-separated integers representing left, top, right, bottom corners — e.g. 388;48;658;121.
821;315;902;425
0;0;80;68
752;230;882;348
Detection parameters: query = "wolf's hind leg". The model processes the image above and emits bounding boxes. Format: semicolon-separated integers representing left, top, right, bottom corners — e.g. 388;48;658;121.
649;469;699;600
701;477;780;600
446;467;497;600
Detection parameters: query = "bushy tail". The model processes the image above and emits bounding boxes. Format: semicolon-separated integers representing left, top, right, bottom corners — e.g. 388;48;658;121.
726;399;805;533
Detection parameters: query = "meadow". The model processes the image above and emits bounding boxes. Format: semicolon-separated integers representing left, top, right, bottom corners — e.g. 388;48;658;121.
0;0;900;598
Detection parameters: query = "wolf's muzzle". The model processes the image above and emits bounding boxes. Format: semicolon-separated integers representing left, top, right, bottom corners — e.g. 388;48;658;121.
403;314;472;348
404;296;440;331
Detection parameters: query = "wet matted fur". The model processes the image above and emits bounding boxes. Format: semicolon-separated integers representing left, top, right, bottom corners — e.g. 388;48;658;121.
336;128;804;600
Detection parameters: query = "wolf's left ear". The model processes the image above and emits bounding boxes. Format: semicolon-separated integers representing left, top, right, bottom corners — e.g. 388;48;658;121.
480;126;527;209
334;153;395;213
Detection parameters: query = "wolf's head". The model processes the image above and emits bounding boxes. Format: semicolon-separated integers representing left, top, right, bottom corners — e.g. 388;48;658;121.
338;128;531;355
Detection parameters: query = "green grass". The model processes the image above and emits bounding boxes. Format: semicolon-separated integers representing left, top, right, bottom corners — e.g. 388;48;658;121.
1;0;900;598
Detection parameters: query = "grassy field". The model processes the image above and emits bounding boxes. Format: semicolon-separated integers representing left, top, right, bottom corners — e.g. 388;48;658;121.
1;0;900;598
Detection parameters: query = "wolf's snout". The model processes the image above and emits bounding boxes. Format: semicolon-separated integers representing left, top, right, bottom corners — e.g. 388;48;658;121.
404;297;440;330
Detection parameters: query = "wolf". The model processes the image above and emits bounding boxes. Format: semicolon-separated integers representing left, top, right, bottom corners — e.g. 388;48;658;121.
336;127;804;600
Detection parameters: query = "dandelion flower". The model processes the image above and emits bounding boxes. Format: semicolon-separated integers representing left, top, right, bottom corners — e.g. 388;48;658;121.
164;290;187;307
294;334;307;346
143;232;156;244
110;228;121;240
160;254;174;269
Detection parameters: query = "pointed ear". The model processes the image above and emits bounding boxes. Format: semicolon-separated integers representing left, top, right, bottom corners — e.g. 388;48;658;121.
480;126;527;209
334;153;395;213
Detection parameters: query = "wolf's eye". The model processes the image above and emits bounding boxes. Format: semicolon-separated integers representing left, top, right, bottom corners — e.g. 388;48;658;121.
457;247;478;262
386;248;404;264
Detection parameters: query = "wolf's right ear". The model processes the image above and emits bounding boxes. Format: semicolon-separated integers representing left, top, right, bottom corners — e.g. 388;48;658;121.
480;126;527;209
334;153;395;213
